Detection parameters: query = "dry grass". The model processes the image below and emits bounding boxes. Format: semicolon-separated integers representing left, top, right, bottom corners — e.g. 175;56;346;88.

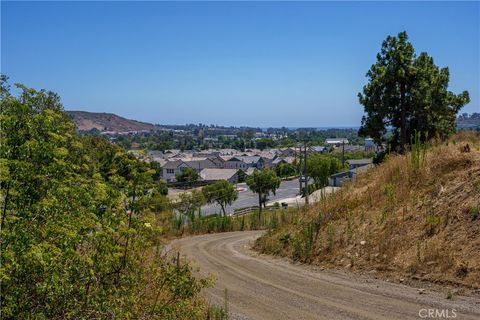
255;132;480;289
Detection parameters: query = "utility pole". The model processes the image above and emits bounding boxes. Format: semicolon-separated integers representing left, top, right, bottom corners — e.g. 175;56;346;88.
304;141;309;205
298;145;302;193
342;139;345;167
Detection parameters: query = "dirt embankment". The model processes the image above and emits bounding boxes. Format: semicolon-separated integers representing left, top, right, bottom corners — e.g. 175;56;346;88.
256;132;480;292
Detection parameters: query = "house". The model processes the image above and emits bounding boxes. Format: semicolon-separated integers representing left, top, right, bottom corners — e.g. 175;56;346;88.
162;156;224;182
278;147;297;157
271;156;295;168
164;149;181;158
199;168;239;184
181;157;220;171
328;171;351;187
207;156;226;168
193;150;221;157
162;160;191;182
328;163;373;187
224;156;264;170
236;156;265;169
325;138;349;146
219;148;238;156
308;146;327;154
263;157;275;169
346;159;373;170
245;167;257;176
153;158;167;167
255;150;277;159
224;157;250;170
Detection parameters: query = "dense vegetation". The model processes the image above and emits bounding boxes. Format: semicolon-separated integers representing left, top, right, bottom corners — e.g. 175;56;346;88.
307;154;344;189
0;77;225;319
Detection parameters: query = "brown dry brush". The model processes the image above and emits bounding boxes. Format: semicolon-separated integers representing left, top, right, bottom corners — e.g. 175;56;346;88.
256;132;480;288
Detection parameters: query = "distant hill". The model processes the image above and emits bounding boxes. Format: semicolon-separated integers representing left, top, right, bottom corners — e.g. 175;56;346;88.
457;113;480;129
67;111;156;132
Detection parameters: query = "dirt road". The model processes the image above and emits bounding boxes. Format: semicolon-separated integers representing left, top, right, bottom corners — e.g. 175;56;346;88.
173;231;480;320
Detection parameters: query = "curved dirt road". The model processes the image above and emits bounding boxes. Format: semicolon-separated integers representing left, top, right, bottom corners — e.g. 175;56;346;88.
173;231;480;320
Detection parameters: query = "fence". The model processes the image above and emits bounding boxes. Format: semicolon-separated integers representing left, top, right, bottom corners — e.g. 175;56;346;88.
232;205;276;216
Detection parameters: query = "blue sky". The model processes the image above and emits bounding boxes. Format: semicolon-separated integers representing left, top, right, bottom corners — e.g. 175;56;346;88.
2;1;479;127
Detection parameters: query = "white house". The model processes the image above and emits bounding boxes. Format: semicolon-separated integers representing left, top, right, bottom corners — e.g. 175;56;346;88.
161;156;224;182
162;160;191;182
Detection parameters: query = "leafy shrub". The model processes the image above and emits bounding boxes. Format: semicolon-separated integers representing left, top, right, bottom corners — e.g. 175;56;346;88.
373;150;387;164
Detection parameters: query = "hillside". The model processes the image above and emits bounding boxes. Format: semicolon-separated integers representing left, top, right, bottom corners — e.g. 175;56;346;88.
67;110;156;132
256;132;480;290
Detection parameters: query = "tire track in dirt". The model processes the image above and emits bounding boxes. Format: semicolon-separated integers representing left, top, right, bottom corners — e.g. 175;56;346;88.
173;231;480;320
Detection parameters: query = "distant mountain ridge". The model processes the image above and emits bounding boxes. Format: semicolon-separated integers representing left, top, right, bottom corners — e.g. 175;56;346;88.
67;111;156;132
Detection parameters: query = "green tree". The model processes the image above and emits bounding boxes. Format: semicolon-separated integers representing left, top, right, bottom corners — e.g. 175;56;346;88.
149;160;163;180
176;167;199;184
255;138;277;150
275;162;297;178
307;154;343;187
358;31;470;153
246;169;281;219
202;180;239;216
177;190;206;222
157;178;169;195
146;192;172;212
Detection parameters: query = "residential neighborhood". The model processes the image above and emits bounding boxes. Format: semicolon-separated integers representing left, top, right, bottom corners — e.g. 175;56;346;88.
126;138;377;215
132;138;374;184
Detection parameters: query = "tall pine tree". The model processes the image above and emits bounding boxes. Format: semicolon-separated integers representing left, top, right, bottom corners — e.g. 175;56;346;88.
358;31;470;153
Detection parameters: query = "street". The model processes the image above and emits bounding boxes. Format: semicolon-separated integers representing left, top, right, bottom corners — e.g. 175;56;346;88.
201;179;302;215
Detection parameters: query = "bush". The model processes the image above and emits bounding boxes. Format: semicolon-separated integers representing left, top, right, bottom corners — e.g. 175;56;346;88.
373;150;387;164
